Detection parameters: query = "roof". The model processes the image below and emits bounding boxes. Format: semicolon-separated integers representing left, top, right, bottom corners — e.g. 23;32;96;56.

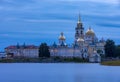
85;27;95;36
77;38;84;42
59;32;66;40
5;45;38;49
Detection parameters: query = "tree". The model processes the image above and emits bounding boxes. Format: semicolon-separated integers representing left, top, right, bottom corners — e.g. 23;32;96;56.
104;39;115;57
115;45;120;57
97;49;103;55
39;43;50;58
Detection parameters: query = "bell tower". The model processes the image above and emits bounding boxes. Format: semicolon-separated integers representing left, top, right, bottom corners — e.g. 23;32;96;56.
75;14;84;44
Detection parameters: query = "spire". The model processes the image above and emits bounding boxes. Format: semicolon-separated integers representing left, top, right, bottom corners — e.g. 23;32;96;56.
61;32;64;36
16;42;20;49
89;26;91;30
53;42;57;48
101;37;105;42
23;42;26;48
78;13;81;23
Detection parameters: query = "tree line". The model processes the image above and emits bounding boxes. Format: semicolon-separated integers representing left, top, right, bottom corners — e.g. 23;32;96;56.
105;39;120;58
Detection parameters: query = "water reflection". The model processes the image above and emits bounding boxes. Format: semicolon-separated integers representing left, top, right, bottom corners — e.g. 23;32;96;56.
0;63;120;82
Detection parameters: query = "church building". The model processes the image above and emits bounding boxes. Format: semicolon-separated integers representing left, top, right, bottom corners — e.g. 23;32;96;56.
50;15;105;62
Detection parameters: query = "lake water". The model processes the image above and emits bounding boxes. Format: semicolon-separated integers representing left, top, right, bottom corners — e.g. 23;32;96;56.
0;63;120;82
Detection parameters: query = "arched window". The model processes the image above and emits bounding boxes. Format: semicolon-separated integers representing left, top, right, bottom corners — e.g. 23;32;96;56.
81;31;83;34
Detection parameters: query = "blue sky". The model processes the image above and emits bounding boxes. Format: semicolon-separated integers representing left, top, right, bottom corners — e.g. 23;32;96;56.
0;0;120;51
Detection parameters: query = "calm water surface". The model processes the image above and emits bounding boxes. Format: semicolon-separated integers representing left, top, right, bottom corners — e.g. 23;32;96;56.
0;63;120;82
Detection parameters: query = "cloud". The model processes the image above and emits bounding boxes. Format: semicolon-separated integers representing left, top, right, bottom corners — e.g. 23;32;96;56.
30;0;119;4
96;22;120;28
1;16;75;23
0;34;9;37
0;0;120;50
59;0;119;4
0;0;14;3
2;17;18;21
24;19;74;23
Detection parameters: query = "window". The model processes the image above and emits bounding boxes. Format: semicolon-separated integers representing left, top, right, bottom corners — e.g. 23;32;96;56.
81;31;83;34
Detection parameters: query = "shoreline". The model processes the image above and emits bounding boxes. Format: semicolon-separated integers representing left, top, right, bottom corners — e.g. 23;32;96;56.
0;57;89;63
101;60;120;66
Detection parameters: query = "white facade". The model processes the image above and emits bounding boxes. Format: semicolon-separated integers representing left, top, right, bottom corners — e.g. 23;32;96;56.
5;45;39;58
0;52;6;58
50;15;105;62
50;47;82;58
89;51;101;63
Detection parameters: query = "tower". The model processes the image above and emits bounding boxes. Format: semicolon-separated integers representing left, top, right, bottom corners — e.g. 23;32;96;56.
58;32;66;46
75;14;84;44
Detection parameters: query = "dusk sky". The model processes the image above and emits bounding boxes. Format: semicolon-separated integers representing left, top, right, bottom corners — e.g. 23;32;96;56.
0;0;120;51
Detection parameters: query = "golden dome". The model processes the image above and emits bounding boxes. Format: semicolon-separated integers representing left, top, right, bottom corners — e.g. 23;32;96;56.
59;36;65;40
85;27;95;36
77;38;84;42
59;32;66;40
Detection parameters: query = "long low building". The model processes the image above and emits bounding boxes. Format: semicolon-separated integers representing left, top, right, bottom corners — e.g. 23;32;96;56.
0;52;6;58
5;45;39;58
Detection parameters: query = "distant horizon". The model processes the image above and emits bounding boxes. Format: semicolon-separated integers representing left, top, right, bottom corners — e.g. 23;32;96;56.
0;0;120;51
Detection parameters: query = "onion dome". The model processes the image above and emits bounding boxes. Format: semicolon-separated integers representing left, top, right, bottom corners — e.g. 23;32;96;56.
77;37;84;43
59;32;66;40
85;27;95;36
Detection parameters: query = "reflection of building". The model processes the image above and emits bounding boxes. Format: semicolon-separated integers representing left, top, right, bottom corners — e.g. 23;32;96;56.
50;15;105;62
5;15;105;62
